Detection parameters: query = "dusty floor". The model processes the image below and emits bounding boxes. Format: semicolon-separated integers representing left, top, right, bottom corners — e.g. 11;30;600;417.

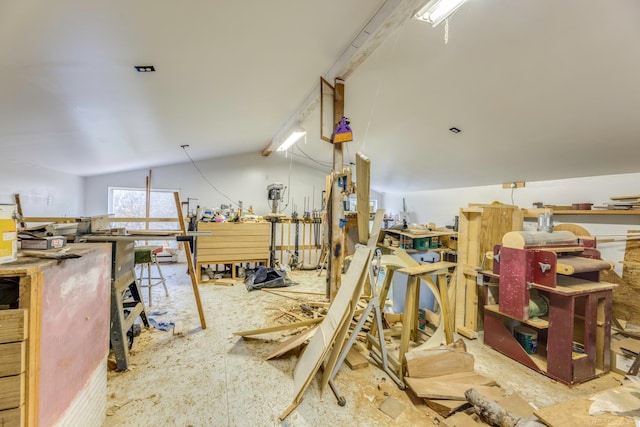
103;263;624;427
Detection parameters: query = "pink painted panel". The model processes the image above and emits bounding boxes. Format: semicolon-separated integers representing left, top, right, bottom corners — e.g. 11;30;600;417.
38;245;111;426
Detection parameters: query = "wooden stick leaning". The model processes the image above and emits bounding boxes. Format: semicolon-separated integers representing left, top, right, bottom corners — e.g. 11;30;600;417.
173;192;206;330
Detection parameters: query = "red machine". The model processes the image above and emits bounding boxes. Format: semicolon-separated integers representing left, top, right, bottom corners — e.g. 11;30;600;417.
483;230;616;385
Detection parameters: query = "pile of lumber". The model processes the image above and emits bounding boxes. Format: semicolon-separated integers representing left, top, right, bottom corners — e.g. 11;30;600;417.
404;343;540;426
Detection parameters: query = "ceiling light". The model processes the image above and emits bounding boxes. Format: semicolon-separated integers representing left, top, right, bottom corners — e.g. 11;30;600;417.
276;128;306;152
415;0;470;27
135;65;156;72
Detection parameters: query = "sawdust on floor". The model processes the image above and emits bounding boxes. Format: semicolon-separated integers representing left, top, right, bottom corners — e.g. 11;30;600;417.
103;263;624;427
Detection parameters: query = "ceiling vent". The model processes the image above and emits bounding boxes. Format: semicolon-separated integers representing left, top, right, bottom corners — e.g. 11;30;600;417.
134;65;156;72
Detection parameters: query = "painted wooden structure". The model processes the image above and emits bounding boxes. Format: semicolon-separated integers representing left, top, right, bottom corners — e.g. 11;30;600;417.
483;231;616;385
0;243;111;426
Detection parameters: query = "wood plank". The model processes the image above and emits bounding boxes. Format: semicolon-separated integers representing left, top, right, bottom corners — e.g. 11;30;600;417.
405;348;474;378
378;396;404;420
234;318;323;336
445;412;487;427
424;398;468;417
0;406;23;426
412;371;496;386
0;342;25;377
0;309;27;344
174;192;206;330
356;152;371;245
282;247;370;420
534;397;634;427
264;327;317;360
405;378;501;400
0;374;24;411
345;346;369;370
397;261;456;275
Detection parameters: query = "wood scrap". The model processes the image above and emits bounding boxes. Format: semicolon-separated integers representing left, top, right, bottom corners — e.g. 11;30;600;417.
406;379;502;400
378;396;404;420
405;347;474;378
234;318;322;336
534;397;634;427
445;411;488;427
424;398;469;417
265;327;317;360
465;388;545;427
212;278;235;286
344;346;369;370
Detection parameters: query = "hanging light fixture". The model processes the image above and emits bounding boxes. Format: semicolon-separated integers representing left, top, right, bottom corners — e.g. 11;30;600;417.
276;127;306;152
415;0;470;27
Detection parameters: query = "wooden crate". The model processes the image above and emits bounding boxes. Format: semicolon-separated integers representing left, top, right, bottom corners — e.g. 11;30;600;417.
196;222;270;279
455;205;523;337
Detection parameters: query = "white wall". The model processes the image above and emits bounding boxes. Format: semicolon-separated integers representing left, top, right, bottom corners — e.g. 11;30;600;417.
382;172;640;274
84;152;328;217
0;160;84;216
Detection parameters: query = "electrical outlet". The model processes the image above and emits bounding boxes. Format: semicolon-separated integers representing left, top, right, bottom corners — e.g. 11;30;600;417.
502;181;525;189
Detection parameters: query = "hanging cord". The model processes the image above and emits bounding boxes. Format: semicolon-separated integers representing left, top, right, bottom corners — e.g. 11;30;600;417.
181;145;237;206
295;145;333;169
444;18;449;44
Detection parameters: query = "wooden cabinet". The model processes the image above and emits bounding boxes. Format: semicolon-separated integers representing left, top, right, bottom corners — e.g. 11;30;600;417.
196;222;270;280
0;243;111;426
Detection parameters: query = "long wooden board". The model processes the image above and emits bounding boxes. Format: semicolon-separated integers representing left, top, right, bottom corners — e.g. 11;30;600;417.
280;247;371;420
406;379;502;400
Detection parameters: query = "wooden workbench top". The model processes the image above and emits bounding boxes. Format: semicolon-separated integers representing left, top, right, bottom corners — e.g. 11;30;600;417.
0;243;110;276
531;275;617;295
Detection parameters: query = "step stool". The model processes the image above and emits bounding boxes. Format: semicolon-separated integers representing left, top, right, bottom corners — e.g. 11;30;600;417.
135;246;169;306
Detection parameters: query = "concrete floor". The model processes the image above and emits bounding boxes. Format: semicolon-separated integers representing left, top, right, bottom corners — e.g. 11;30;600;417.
103;263;624;427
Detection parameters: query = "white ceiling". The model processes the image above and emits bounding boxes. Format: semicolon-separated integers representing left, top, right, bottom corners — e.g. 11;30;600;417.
2;0;640;194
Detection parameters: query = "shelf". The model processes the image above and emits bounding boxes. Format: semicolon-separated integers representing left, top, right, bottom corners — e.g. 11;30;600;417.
377;244;454;253
484;304;549;329
381;228;457;238
524;208;640;218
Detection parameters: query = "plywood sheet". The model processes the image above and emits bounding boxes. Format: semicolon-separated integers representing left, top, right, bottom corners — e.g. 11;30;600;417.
264;327;317;360
534;397;634;427
405;348;474;378
282;247;371;419
405;378;501;400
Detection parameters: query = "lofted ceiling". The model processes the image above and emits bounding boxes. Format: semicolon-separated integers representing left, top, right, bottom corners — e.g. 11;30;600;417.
1;0;640;194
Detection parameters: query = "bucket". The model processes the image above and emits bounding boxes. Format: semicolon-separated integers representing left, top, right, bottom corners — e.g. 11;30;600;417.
514;325;538;354
0;204;17;265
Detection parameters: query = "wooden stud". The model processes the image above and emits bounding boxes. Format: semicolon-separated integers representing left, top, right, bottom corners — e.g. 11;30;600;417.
173;192;206;330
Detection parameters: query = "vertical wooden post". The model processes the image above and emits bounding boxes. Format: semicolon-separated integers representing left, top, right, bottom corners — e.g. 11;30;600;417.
173;192;207;330
328;78;345;301
13;194;26;228
145;169;152;230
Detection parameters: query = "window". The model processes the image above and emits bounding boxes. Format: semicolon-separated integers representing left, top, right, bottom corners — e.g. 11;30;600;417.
108;187;180;248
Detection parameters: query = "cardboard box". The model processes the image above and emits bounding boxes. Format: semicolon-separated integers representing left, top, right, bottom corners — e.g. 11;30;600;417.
610;337;640;375
20;236;66;250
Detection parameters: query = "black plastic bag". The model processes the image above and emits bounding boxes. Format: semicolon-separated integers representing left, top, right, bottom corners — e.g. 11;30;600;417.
245;266;296;291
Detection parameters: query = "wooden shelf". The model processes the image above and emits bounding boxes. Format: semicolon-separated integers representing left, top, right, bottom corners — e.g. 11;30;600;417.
484;304;549;329
524;208;640;218
377;244;454;253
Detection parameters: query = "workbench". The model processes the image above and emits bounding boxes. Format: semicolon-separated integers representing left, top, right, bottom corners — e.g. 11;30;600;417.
0;243;111;426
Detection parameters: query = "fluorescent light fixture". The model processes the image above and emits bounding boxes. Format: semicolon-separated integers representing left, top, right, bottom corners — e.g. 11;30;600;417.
276;127;306;152
415;0;470;27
